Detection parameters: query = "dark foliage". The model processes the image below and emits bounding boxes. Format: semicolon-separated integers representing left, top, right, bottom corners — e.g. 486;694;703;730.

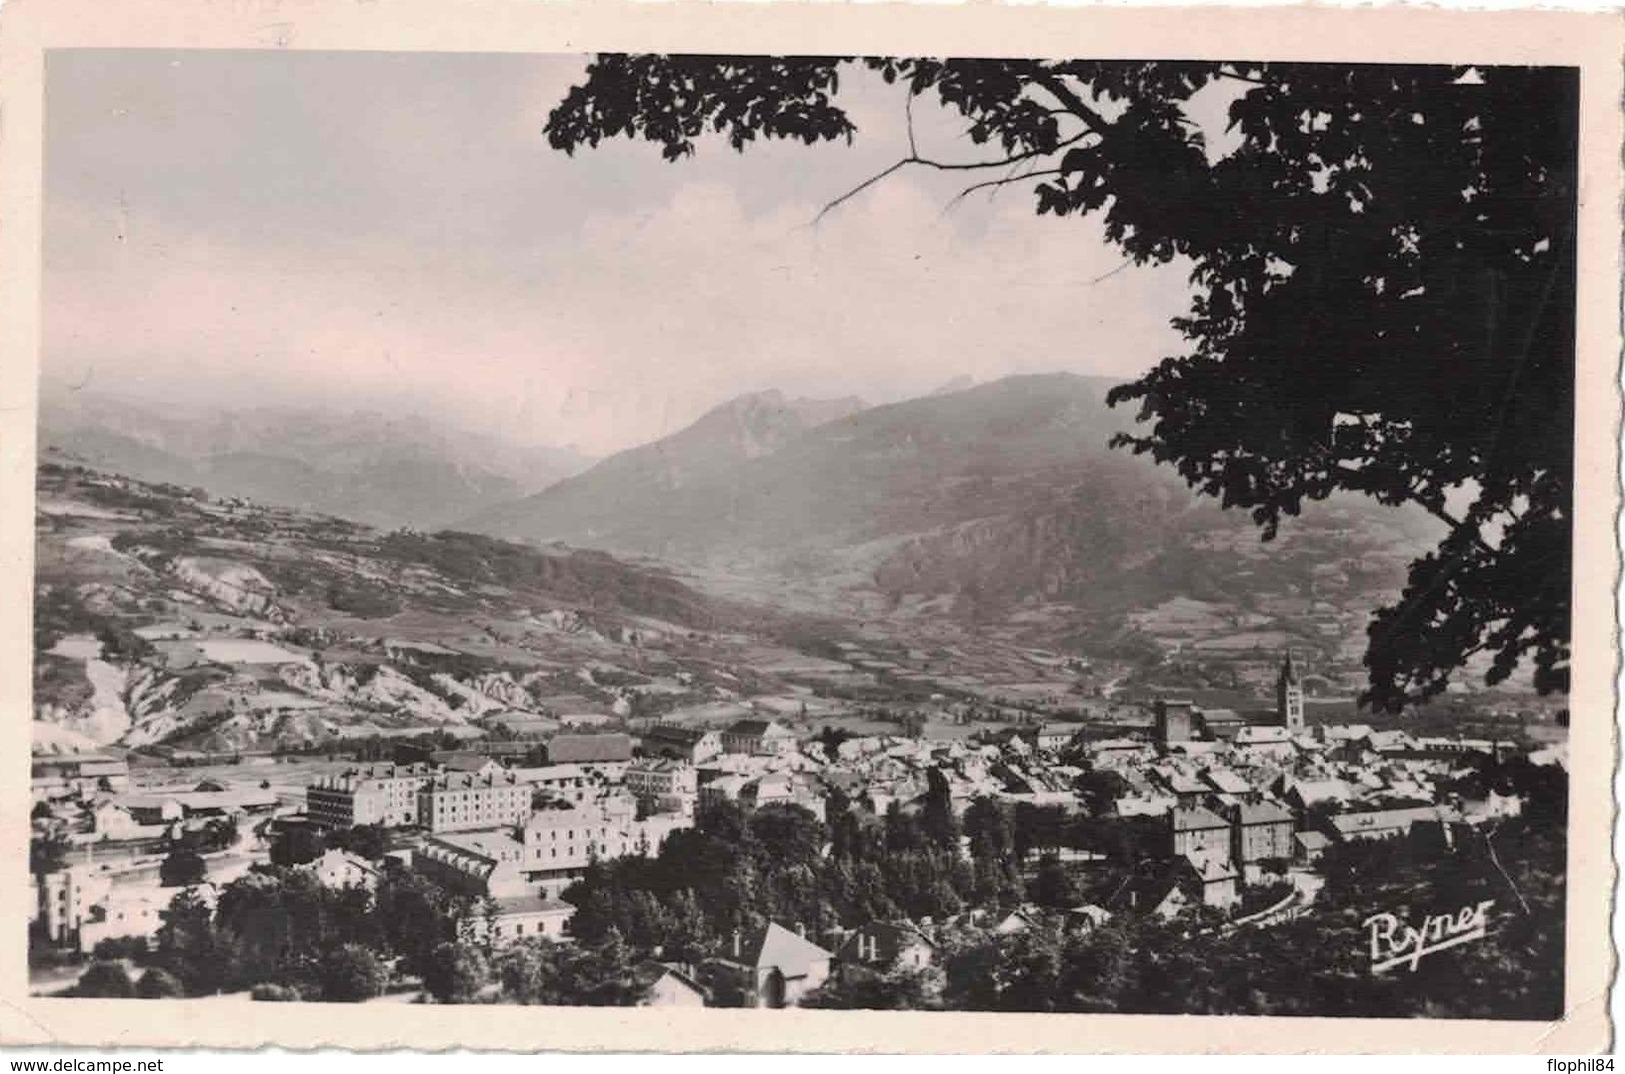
158;846;207;888
495;930;645;1006
134;968;184;999
319;944;388;1002
30;829;71;876
74;960;136;998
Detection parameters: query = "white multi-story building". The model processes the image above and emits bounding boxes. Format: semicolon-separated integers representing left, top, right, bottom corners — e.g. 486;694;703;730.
306;763;434;829
417;770;531;833
625;758;698;815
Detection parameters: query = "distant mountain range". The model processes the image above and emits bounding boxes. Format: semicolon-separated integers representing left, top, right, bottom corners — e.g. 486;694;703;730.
38;389;593;531
463;373;1440;623
39;374;1441;655
465;374;1188;595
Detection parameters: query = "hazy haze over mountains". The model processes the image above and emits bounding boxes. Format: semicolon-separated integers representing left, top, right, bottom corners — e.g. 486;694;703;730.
463;372;1441;624
38;387;594;531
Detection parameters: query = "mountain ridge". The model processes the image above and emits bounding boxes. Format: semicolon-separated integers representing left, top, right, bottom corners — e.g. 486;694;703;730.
38;389;594;531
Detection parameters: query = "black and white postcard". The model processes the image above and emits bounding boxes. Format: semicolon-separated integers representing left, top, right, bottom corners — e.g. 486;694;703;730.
0;0;1617;1054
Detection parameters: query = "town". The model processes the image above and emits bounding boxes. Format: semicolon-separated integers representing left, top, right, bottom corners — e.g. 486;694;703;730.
31;644;1568;1012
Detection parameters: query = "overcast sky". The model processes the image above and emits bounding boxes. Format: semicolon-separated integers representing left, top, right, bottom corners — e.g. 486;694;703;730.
44;50;1196;456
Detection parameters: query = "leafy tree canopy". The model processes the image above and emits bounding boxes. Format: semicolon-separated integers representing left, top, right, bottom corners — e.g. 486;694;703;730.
546;58;1575;710
75;960;137;999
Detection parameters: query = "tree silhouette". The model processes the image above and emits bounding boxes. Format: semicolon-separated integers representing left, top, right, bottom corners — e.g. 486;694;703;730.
159;846;207;888
319;944;387;1002
546;58;1576;709
74;960;136;998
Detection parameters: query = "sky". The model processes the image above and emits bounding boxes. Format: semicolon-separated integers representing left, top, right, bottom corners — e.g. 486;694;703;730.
44;50;1199;457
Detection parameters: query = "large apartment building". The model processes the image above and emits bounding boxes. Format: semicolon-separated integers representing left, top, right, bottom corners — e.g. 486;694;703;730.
624;758;698;815
306;763;434;829
417;769;531;833
519;800;690;896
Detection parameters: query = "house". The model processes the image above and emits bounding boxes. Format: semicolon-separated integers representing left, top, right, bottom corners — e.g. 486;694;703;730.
298;848;381;891
89;801;168;842
990;905;1043;936
739;773;827;822
1316;723;1377;746
1283;778;1359;812
1201;767;1252;797
1294;830;1330;864
1159;771;1209;804
1087;739;1154;769
699;774;750;814
723;719;798;757
77;887;167;955
1226;800;1296;865
1107;866;1192;921
107;795;184;827
833;921;936;975
1196;708;1246;741
1168;806;1231;865
1234;725;1295;749
1367;730;1417;755
710;922;832;1008
1183;854;1240;908
1024;724;1082;752
1064;904;1113;933
1326;805;1460;843
625;758;699;816
640;725;724;765
633;961;708;1007
482;894;575;945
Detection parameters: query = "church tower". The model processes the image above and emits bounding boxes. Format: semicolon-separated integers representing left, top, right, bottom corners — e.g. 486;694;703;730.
1276;651;1305;731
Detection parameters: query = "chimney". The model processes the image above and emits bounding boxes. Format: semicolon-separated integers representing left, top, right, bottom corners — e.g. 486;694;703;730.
732;929;741;959
796;922;806;939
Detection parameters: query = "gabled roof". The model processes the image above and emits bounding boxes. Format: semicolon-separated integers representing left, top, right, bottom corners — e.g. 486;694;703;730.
1290;778;1358;805
1170;805;1229;832
1203;768;1252;795
738;922;831;977
1181;854;1239;882
1328;805;1456;837
632;960;708;998
1234;800;1294;826
834;920;935;964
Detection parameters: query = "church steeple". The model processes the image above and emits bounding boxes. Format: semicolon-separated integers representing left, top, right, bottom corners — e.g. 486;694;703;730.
1276;650;1304;731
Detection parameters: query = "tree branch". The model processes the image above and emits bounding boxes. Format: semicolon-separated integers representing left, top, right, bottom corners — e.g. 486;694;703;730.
944;168;1064;212
1027;67;1115;136
814;133;1087;224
